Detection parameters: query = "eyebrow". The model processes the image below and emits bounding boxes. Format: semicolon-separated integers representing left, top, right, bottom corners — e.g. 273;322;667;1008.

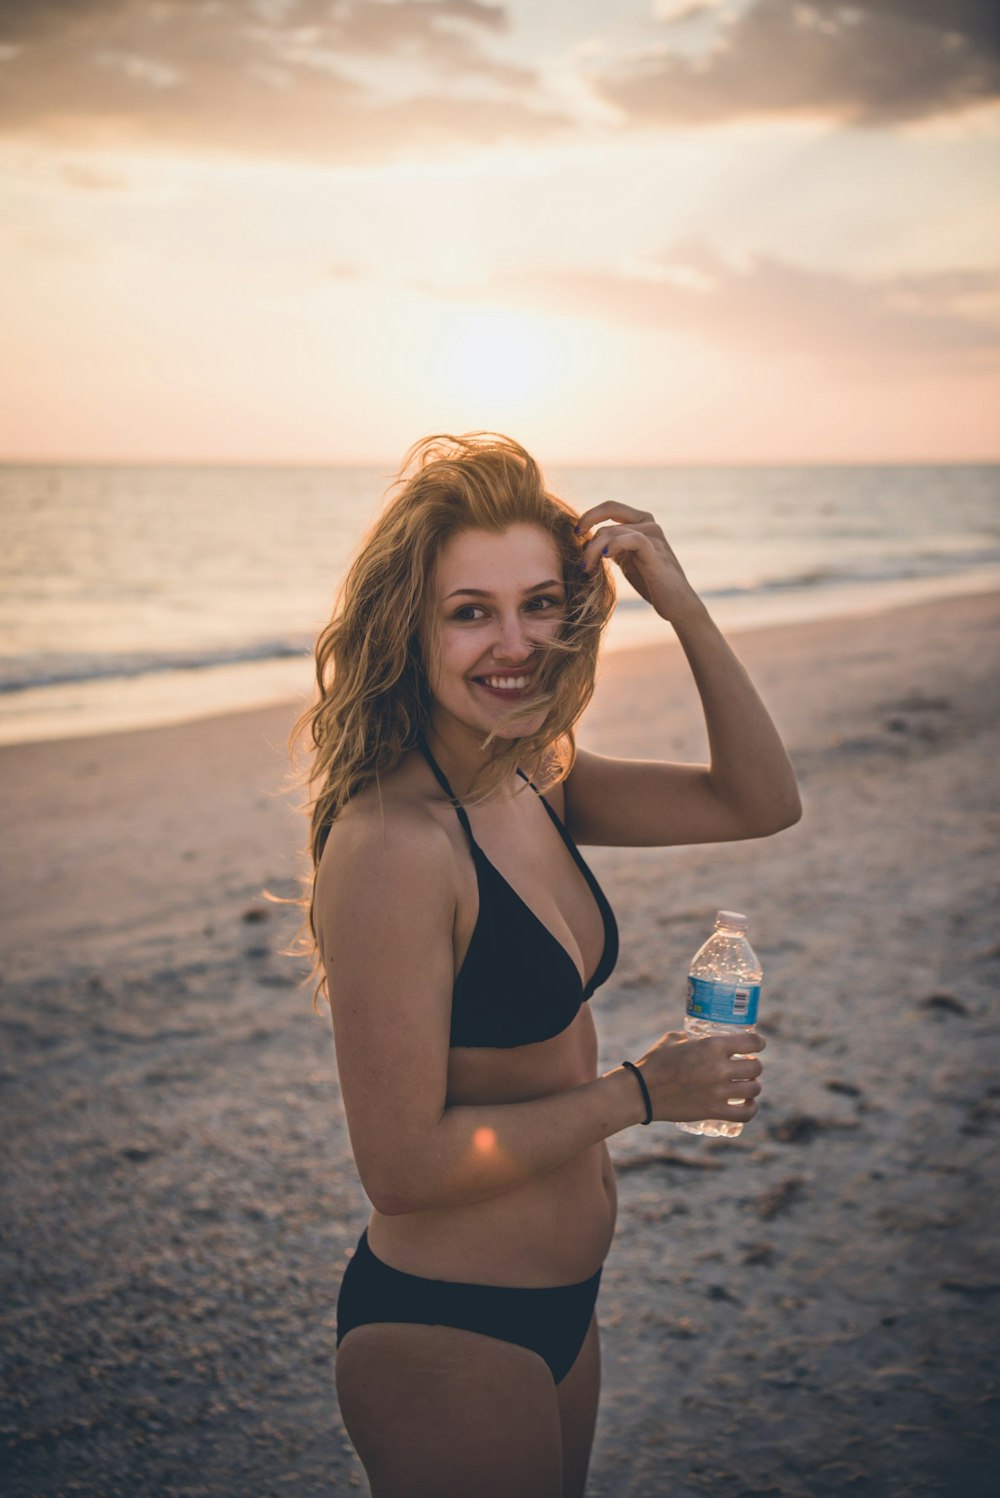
445;578;564;601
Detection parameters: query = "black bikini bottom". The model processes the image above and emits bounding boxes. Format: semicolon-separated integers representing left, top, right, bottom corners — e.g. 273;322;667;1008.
336;1228;602;1385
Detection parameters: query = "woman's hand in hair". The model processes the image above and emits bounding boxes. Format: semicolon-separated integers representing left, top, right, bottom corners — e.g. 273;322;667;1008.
577;501;701;625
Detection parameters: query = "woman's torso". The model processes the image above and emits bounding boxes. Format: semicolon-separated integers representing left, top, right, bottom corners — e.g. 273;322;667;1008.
344;745;619;1288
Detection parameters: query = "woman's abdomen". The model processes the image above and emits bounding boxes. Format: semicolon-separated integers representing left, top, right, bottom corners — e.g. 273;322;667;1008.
368;1141;616;1287
366;1010;617;1287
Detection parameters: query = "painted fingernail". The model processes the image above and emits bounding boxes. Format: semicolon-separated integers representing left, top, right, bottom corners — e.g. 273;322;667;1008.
602;544;609;556
573;524;581;534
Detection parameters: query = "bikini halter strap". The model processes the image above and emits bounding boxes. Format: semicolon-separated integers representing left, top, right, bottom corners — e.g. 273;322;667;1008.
416;736;475;844
416;735;530;849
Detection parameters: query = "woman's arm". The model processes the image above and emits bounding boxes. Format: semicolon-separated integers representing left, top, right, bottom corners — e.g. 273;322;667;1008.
565;503;802;848
317;806;762;1216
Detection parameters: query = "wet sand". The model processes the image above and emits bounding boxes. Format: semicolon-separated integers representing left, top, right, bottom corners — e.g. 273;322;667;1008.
1;592;998;1497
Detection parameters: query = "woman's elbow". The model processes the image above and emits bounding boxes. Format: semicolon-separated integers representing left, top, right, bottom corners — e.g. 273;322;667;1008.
362;1158;437;1217
366;1185;412;1217
737;789;803;839
764;788;803;835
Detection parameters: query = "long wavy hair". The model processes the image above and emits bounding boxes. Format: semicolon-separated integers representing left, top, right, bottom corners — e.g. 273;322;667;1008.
287;431;616;1008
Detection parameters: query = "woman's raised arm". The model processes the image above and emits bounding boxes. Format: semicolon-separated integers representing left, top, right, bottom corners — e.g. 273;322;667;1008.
564;502;802;848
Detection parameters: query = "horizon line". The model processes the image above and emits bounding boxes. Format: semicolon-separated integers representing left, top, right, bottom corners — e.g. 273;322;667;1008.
2;453;998;471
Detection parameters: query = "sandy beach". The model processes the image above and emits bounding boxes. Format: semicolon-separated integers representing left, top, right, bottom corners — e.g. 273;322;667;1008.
2;590;998;1498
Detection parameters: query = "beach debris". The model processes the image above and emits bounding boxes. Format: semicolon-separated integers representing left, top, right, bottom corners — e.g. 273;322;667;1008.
825;1078;862;1097
940;1280;1000;1298
706;1284;739;1303
962;1094;1000;1136
756;1177;806;1219
666;1316;699;1339
243;945;270;960
241;905;271;923
615;1149;724;1173
741;1241;777;1266
769;1114;823;1144
618;968;658;989
885;693;952;713
919;992;970;1016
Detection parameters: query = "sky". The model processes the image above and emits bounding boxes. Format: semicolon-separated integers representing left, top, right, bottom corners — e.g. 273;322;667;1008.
1;0;998;465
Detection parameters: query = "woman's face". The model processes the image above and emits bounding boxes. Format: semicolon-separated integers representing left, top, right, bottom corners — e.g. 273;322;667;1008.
423;523;567;743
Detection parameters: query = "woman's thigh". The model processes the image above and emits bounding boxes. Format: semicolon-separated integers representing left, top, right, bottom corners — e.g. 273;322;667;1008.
556;1313;601;1498
336;1321;565;1498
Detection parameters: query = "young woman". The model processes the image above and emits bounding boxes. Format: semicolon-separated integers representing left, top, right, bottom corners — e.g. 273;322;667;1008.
292;433;801;1498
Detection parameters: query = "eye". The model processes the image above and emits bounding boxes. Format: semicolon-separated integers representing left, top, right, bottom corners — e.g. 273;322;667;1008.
452;604;487;622
525;594;563;613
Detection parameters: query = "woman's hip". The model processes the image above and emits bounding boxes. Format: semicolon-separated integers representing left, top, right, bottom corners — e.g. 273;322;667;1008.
336;1227;602;1386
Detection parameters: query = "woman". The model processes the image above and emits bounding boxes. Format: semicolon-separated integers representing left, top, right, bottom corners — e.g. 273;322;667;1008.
292;433;801;1498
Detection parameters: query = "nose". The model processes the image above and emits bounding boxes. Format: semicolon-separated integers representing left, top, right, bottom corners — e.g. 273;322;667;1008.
491;610;535;665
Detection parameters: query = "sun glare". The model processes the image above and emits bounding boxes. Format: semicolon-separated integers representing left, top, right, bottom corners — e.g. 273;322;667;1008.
431;307;567;410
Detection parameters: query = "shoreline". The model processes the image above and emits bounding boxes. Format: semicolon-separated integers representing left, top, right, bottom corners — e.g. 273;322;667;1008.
3;571;999;751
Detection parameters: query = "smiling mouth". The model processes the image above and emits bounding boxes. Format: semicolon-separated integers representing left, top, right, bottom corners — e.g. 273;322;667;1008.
472;672;535;695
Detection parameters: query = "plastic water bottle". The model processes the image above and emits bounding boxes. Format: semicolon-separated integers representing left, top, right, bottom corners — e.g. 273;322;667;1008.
676;910;762;1139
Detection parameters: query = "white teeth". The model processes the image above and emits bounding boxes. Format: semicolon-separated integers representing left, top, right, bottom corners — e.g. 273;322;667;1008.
480;675;530;690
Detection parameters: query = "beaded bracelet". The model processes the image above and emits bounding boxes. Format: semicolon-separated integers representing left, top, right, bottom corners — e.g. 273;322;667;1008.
621;1060;653;1125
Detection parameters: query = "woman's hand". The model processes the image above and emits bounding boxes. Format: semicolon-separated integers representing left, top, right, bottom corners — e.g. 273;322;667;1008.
633;1029;765;1125
578;501;701;625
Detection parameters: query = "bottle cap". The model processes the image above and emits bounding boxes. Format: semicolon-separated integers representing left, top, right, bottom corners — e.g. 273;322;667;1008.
716;910;748;932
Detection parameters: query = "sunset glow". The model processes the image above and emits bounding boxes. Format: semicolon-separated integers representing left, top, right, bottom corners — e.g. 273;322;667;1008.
432;308;569;411
0;2;997;463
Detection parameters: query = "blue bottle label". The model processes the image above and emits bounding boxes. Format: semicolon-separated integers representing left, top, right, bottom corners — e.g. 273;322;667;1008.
686;976;761;1025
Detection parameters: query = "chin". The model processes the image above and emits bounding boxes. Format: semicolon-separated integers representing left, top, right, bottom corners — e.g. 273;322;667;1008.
485;709;548;742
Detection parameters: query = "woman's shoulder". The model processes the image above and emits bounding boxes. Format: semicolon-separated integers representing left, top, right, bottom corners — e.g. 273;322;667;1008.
313;759;461;970
315;753;455;902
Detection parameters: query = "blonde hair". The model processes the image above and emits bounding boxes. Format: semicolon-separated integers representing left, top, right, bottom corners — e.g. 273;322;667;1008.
287;432;616;1007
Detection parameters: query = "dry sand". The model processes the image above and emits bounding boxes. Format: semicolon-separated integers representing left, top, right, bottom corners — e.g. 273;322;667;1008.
1;592;998;1498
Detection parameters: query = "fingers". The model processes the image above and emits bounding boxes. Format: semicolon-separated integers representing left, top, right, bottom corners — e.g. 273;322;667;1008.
711;1031;766;1055
727;1057;764;1080
723;1099;760;1121
576;501;653;531
723;1079;762;1099
580;527;658;574
640;1027;766;1125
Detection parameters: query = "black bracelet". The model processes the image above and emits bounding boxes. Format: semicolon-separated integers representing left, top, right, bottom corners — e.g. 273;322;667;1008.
622;1060;653;1125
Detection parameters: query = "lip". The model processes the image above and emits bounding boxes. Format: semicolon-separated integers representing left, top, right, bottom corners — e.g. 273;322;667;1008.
470;668;537;700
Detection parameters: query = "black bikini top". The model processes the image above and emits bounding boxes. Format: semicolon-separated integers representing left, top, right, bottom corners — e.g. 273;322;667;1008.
418;738;618;1049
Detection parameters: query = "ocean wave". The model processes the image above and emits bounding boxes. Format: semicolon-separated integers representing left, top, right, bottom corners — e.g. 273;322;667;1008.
4;546;999;692
0;638;313;695
698;548;1000;602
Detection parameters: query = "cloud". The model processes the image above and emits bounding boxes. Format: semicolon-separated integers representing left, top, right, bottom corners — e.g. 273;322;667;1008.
593;1;1000;128
482;247;1000;372
0;0;564;160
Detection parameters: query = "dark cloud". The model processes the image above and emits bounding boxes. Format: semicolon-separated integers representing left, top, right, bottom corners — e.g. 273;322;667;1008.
595;1;1000;127
0;0;561;160
483;248;1000;371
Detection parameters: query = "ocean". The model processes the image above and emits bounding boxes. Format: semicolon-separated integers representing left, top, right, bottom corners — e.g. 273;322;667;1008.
1;461;998;745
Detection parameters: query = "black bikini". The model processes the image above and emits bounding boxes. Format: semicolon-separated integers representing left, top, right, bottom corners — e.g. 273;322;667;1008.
424;736;618;1048
336;738;619;1384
